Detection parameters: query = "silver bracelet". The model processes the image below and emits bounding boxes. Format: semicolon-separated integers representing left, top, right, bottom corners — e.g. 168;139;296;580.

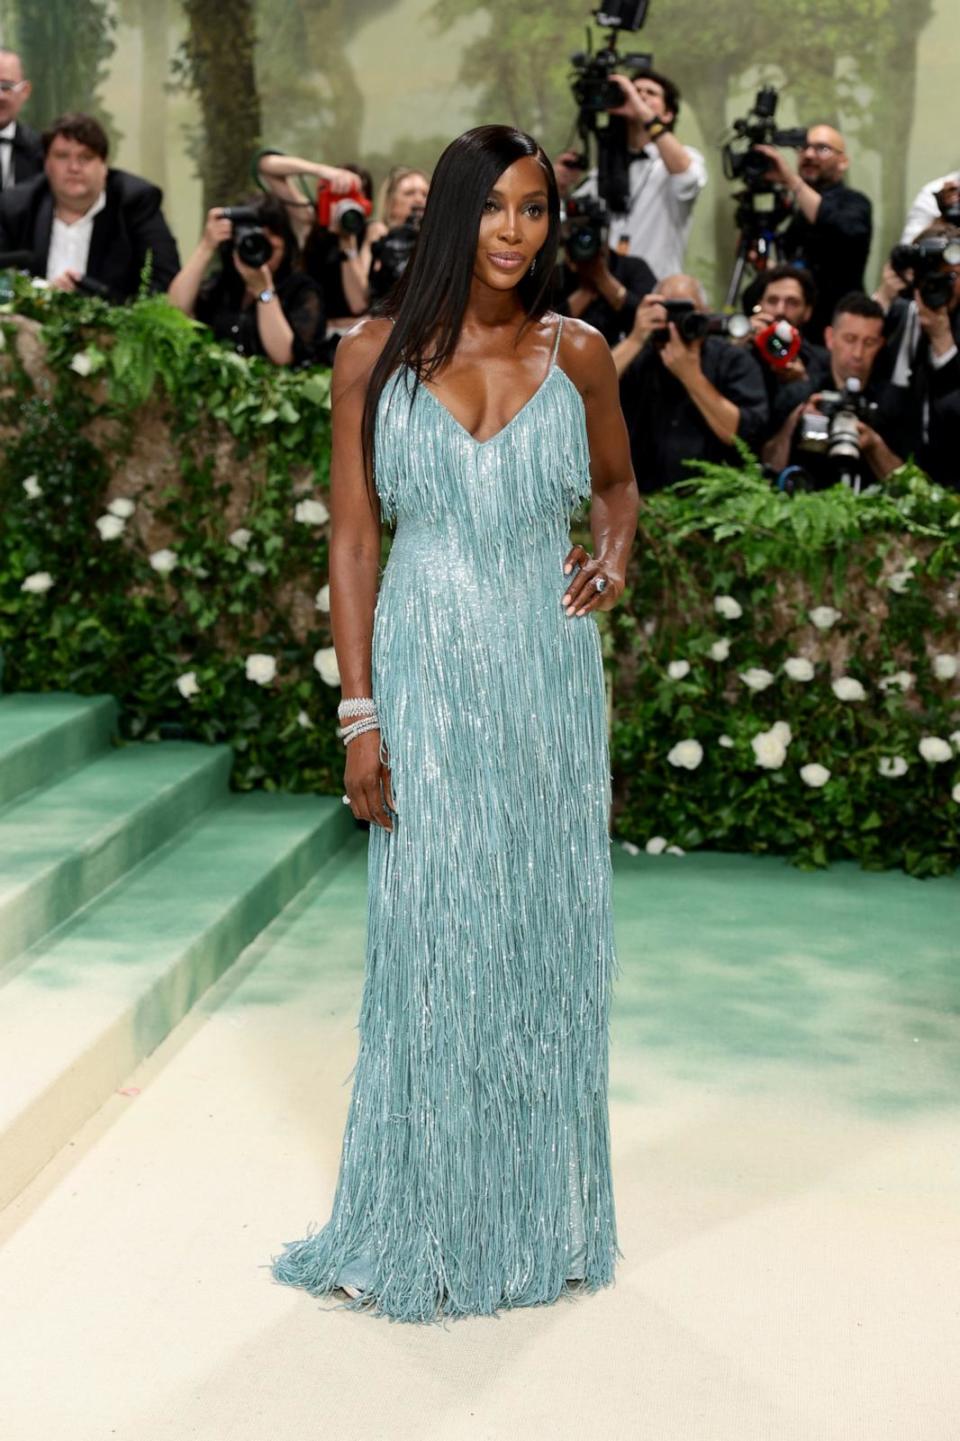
339;716;381;746
338;697;377;720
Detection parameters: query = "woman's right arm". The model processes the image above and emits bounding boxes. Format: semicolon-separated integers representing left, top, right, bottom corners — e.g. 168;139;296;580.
330;319;396;830
167;209;231;315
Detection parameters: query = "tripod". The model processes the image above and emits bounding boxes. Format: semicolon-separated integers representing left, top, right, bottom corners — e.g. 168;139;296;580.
724;186;793;308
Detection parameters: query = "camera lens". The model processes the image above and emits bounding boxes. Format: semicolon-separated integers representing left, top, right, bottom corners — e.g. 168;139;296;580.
235;228;272;268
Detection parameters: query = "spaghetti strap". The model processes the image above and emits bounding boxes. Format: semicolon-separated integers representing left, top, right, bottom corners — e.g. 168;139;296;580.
549;313;564;369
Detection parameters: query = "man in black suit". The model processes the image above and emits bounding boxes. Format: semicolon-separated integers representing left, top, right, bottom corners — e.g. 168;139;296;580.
0;47;43;190
0;112;180;301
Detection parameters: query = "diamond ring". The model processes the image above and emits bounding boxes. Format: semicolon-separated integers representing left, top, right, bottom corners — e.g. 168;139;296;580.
593;576;608;593
341;795;351;806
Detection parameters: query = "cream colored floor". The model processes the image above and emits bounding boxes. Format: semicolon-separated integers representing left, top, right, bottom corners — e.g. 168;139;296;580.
1;840;958;1441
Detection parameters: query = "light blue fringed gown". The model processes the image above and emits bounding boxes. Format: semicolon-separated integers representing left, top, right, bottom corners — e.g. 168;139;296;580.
270;316;620;1322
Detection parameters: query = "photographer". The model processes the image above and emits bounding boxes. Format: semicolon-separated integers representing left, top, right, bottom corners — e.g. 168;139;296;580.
761;293;904;486
900;171;960;244
556;198;656;344
874;224;960;488
0;112;179;301
752;126;871;343
742;264;827;429
614;273;768;491
562;69;707;279
167;195;324;367
364;165;430;302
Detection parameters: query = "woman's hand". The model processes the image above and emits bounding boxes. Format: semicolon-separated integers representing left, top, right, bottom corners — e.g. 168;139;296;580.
561;543;624;616
344;730;396;831
235;258;274;296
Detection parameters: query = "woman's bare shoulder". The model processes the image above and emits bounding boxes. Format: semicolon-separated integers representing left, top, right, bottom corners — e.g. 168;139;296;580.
332;315;393;390
553;313;616;393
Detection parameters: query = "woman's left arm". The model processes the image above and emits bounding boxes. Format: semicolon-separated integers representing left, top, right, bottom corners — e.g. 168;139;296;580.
560;321;640;617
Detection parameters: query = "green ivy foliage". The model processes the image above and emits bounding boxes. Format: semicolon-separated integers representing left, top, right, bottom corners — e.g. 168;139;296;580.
0;282;958;874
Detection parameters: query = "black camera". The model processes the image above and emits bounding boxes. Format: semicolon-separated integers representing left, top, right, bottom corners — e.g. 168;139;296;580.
797;379;877;464
652;298;752;344
562;194;609;263
722;87;808;191
219;206;273;268
369;207;424;299
568;2;653;214
890;234;960;310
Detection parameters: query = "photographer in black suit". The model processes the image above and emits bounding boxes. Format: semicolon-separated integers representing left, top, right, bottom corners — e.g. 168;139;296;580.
0;48;43;190
0;113;179;301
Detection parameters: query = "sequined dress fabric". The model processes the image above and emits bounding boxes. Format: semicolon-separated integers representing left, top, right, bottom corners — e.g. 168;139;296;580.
271;325;620;1322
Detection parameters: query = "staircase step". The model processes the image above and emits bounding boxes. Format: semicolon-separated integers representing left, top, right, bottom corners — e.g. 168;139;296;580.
0;742;232;971
0;791;352;1209
0;693;116;808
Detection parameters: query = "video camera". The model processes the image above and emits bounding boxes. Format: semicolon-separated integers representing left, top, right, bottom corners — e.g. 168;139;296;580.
219;206;273;268
561;194;609;263
369;207;424;300
315;181;372;239
889;233;960;310
722;87;807;191
568;1;653;214
652;298;751;345
798;379;877;466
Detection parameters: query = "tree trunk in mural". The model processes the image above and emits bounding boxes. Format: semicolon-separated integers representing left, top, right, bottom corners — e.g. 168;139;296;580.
182;0;261;210
294;0;364;163
138;0;168;191
0;0;116;133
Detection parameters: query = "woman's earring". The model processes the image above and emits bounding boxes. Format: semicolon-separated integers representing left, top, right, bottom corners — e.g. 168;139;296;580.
529;255;538;276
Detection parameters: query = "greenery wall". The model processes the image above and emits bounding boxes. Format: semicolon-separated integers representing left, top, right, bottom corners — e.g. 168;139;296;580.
1;286;957;876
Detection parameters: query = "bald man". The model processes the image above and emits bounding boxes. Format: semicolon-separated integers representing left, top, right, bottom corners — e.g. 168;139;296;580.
753;124;872;342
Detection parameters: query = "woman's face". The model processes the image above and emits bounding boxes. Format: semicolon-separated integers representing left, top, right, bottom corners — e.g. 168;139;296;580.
473;155;550;293
390;172;429;225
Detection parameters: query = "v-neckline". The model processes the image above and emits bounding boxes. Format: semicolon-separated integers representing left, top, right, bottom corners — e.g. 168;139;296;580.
417;365;560;448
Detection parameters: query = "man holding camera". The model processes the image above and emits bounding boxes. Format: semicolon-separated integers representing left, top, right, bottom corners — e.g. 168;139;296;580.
900;172;960;243
613;274;768;491
556;220;656;346
761;293;905;487
557;69;707;280
0;112;179;300
753;125;872;343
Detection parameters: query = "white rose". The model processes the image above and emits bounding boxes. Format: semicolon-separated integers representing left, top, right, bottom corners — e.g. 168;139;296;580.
95;513;126;540
666;845;685;856
642;618;657;637
20;570;53;594
718;734;734;749
313;646;341;687
667;659;690;680
918;736;952;764
176;671;200;699
739;667;775;692
708;638;731;662
70;350;94;376
951;732;960;750
667;739;704;770
714;594;743;620
246;560;267;576
148;548;178;575
771;720;792;745
886;570;913;594
645;836;668;854
294;498;330;525
878;671;914;692
107;497;136;519
952;783;960;804
315;583;330;611
878;756;908;778
245;653;277;686
832;676;866;702
621;840;640;856
22;474;42;499
809;605;841;630
932;654;958;681
228;527;252;550
296;709;313;729
800;763;831;788
783;657;814;682
751;728;788;770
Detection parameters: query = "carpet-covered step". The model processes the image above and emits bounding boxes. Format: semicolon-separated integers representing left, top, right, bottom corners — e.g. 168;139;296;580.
0;792;352;1209
0;742;232;972
0;693;117;809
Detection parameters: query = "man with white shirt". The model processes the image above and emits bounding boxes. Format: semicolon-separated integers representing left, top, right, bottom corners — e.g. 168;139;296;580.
0;48;42;192
556;68;707;280
0;112;179;301
900;171;960;244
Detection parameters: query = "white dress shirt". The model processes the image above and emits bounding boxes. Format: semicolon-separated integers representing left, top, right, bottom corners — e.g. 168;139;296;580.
575;142;708;280
900;172;960;244
0;121;16;190
46;190;107;281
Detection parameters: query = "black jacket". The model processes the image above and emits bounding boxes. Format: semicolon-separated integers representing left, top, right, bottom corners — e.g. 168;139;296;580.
620;336;769;491
556;252;657;346
778;182;873;342
872;297;960;489
0;167;180;300
1;120;43;188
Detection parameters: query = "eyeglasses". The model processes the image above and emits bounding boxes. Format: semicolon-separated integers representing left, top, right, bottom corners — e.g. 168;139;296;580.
0;81;27;95
800;142;841;156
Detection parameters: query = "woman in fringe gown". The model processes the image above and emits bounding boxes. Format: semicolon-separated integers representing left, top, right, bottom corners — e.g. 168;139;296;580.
270;125;639;1323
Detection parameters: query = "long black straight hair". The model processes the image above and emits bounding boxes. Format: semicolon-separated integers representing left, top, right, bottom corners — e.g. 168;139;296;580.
359;125;561;488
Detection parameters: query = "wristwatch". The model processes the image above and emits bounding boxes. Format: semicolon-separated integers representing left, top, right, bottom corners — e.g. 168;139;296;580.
257;287;276;304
